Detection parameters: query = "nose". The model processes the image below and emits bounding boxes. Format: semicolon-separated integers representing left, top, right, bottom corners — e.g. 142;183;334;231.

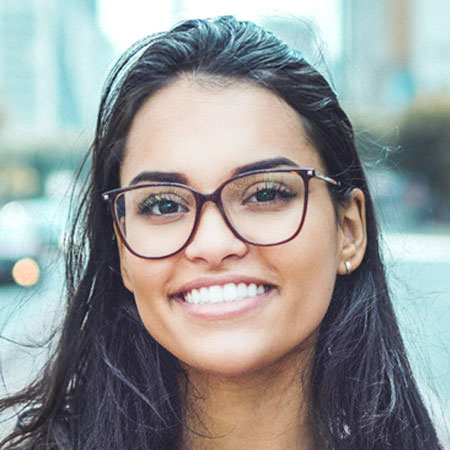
184;202;248;267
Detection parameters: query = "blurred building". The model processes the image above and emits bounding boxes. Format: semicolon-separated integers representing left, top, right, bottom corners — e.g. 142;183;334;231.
0;0;115;200
341;0;450;115
0;0;114;138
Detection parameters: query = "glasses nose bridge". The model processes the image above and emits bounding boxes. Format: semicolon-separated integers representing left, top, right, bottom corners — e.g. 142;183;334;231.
195;185;226;219
188;183;244;248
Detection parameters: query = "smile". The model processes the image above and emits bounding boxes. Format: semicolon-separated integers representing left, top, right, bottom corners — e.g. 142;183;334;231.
182;283;271;305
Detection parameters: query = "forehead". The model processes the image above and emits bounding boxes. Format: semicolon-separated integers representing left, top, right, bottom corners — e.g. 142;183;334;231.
120;77;322;187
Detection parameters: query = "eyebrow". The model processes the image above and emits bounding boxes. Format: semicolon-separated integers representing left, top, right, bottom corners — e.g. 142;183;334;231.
129;171;188;186
231;157;299;176
128;157;299;187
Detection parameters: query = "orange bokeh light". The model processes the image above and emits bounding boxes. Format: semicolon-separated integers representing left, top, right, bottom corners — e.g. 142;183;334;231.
12;258;40;287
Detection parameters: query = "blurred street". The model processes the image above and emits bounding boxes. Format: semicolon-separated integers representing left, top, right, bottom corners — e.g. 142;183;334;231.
0;251;64;436
0;251;64;391
383;234;450;444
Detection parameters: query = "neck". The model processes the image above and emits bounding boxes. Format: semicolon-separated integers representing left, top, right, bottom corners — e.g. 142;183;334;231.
179;348;317;450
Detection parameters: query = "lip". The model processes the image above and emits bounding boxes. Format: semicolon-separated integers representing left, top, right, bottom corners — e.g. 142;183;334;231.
170;275;277;320
173;288;274;320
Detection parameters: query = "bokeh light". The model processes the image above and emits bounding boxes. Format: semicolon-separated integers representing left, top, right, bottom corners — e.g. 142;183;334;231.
12;257;40;287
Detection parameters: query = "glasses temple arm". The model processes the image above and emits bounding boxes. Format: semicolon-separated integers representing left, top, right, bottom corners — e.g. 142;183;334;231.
314;171;341;187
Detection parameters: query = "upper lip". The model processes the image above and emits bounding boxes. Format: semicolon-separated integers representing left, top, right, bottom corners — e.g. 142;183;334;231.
171;275;276;297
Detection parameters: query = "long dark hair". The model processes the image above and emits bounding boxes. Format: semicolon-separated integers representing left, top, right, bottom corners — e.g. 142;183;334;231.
0;15;442;449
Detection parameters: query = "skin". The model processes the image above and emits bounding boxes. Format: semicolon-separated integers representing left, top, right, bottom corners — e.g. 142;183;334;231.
117;77;367;449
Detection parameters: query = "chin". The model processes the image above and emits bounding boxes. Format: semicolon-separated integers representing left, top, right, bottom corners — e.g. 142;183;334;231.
179;342;314;380
184;359;273;379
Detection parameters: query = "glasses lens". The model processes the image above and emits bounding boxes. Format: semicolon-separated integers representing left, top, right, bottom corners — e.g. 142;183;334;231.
114;184;196;258
221;171;306;245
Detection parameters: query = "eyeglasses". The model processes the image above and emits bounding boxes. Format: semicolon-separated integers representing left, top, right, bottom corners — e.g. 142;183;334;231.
102;168;340;259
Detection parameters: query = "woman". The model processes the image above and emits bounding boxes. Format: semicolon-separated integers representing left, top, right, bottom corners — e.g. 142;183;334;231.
0;15;442;450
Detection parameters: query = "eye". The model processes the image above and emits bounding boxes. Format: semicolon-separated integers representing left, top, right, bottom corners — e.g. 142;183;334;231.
138;193;189;216
243;183;296;204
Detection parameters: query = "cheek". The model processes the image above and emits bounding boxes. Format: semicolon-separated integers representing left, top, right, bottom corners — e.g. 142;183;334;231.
271;212;340;286
120;252;176;327
266;211;340;328
121;249;174;293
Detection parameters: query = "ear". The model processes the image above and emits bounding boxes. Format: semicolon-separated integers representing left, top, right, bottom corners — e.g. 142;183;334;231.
113;223;134;292
336;188;367;275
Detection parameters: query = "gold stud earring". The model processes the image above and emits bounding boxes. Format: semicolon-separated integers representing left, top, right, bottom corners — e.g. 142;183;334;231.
344;261;352;275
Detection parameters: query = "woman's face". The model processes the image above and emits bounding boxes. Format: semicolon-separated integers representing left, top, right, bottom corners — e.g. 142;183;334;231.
117;77;351;376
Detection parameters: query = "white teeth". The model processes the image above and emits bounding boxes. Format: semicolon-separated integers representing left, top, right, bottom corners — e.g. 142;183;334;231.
223;283;237;302
209;285;222;303
200;287;209;303
183;282;268;305
237;283;247;300
191;289;200;304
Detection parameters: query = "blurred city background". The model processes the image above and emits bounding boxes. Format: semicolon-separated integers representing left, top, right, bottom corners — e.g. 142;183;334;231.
0;0;449;443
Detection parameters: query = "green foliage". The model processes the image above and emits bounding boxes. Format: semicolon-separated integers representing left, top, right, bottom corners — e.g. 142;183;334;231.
394;96;450;219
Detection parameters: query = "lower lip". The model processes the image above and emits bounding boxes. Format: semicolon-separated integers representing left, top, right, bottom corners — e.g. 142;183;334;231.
173;289;274;320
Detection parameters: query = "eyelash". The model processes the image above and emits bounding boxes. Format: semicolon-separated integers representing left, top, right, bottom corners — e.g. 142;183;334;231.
243;182;295;203
138;193;188;215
